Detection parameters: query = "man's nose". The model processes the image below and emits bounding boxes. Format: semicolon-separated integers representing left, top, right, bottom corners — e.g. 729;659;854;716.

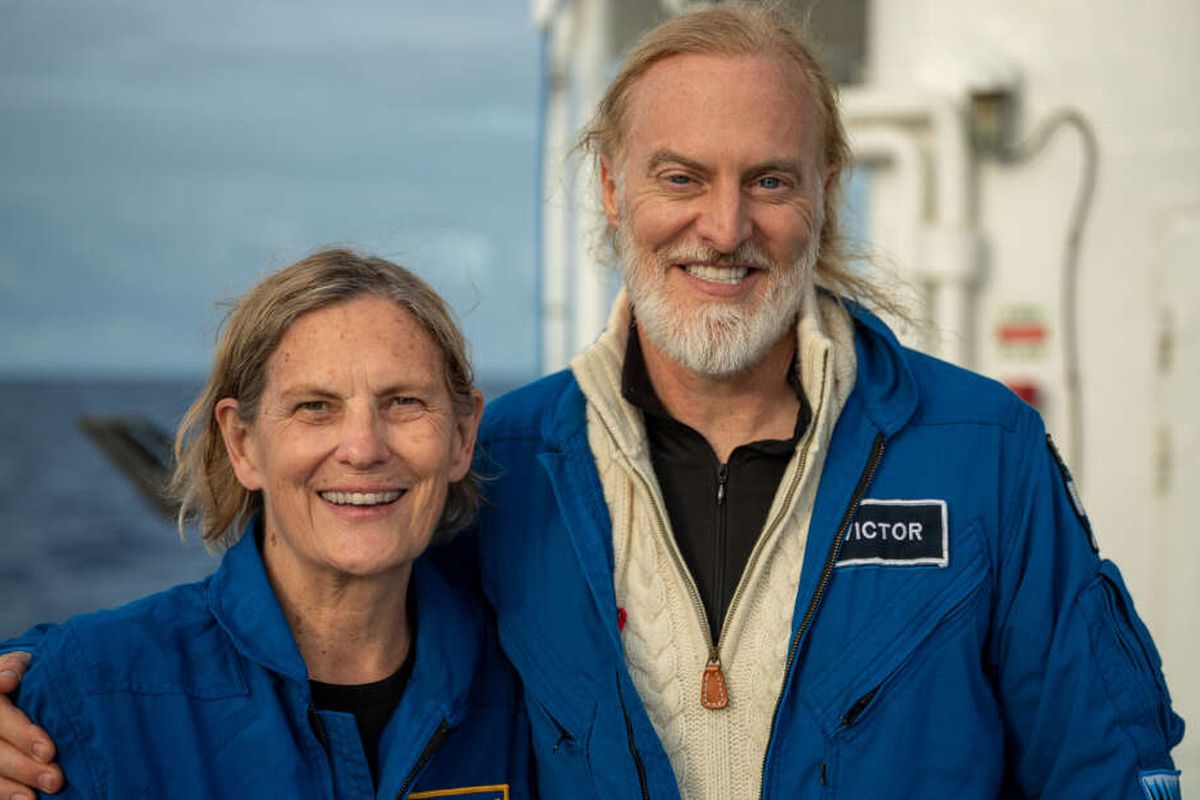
695;180;751;254
335;405;390;468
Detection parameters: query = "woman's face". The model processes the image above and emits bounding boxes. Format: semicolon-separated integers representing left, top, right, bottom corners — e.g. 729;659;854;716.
218;295;480;583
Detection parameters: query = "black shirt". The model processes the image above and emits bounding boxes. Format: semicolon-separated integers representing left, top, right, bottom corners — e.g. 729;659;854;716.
309;647;414;787
622;326;810;645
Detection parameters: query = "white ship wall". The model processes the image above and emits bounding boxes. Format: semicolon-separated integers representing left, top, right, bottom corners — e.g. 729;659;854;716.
864;0;1200;773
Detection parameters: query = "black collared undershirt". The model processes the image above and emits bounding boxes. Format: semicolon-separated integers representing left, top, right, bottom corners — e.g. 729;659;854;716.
622;326;811;645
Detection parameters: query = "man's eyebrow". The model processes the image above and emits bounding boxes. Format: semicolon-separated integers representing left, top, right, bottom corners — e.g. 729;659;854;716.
748;159;808;183
646;149;708;174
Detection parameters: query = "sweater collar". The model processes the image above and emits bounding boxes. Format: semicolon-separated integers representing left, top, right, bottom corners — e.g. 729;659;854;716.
571;280;860;459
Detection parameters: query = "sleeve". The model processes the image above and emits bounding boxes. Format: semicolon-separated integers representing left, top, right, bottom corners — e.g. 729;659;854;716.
14;627;105;798
0;622;55;656
989;414;1184;798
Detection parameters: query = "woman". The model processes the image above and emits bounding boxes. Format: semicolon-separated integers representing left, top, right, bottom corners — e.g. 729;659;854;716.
0;249;529;798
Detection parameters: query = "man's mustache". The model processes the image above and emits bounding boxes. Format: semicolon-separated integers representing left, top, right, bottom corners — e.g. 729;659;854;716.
655;241;776;272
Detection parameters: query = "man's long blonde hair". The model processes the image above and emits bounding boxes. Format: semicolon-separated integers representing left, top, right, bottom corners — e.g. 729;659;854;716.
578;1;896;313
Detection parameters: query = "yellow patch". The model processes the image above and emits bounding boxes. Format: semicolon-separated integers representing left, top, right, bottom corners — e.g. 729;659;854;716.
408;785;509;800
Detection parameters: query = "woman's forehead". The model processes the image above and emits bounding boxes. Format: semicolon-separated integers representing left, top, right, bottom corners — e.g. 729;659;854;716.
265;296;444;392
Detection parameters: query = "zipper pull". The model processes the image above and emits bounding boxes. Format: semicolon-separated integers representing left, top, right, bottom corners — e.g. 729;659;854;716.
700;648;729;710
841;687;879;726
716;463;728;505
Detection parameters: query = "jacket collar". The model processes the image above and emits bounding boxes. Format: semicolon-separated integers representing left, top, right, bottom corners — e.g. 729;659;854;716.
208;519;483;714
839;298;920;437
208;521;309;683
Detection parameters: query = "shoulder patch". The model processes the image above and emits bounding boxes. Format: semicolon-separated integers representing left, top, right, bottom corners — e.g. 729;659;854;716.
1046;434;1098;553
1139;770;1181;800
837;499;948;567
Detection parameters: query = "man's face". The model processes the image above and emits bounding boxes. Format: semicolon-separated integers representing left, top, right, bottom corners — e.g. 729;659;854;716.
602;53;827;377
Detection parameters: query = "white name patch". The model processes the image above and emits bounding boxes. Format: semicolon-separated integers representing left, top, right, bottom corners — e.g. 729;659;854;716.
837;499;949;567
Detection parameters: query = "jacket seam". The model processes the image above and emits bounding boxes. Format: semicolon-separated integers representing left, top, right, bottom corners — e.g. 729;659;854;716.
54;625;107;798
905;417;1016;432
995;417;1043;583
1077;583;1153;778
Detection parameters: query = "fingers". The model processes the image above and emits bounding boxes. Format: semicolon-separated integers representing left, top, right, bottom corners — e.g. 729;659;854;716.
0;653;62;795
0;653;30;695
0;775;36;800
0;736;63;796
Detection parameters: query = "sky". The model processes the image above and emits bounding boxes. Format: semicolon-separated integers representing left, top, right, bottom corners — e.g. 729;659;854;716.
0;0;542;381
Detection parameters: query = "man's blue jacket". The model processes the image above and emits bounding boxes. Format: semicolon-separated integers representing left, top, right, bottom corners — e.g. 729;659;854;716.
472;303;1184;799
12;526;531;800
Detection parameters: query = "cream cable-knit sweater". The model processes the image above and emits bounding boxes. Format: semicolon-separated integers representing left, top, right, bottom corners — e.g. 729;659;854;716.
570;283;858;800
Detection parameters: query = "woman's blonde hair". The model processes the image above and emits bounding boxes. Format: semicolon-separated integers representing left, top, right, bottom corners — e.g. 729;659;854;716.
171;248;479;548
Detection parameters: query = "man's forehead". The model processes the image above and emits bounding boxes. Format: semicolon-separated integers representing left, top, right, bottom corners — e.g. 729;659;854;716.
620;52;821;167
633;51;808;96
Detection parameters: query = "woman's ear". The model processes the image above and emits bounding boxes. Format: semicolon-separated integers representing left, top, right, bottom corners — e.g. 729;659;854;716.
215;398;263;491
448;389;484;483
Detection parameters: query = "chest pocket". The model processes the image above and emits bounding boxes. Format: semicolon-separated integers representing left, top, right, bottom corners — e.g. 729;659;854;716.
801;518;990;735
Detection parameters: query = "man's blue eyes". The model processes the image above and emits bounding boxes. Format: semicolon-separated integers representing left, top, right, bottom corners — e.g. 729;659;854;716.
662;174;786;189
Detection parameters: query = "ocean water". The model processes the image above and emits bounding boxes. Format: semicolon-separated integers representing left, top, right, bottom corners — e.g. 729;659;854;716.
0;377;211;639
0;375;524;639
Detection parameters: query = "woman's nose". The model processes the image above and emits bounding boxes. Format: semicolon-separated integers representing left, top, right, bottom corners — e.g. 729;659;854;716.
335;406;390;468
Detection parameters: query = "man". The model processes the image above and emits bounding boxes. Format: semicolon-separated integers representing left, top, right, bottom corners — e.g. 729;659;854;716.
0;4;1184;798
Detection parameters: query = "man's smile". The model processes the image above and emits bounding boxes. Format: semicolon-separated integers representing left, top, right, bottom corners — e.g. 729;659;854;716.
682;264;752;284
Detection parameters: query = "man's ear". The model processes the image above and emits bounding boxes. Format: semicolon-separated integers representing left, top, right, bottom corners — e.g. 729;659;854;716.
215;398;264;491
448;389;484;483
601;155;621;229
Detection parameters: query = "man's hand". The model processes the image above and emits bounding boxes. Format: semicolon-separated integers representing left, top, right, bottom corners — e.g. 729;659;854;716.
0;652;62;797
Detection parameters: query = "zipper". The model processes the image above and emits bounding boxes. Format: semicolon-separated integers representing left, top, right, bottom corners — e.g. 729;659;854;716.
713;352;830;698
624;352;831;712
759;433;886;798
618;676;652;800
714;461;729;642
395;719;450;799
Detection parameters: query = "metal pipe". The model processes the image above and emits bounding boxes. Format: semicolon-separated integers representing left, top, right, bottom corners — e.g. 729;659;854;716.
570;0;615;357
848;126;933;351
538;1;577;373
841;90;981;365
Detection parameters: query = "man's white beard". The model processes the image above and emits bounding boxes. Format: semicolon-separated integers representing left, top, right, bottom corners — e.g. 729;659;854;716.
618;214;822;379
